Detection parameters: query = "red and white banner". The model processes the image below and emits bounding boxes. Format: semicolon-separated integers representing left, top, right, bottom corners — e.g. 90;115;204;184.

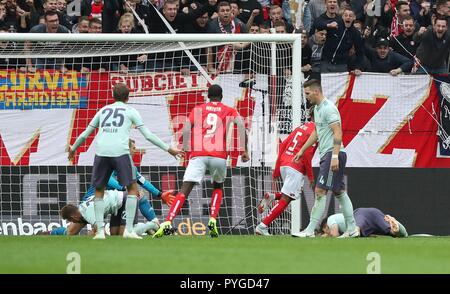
1;71;449;167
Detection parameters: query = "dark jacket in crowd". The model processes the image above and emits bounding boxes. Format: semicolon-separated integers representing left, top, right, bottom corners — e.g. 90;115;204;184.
365;47;414;73
390;33;419;59
414;25;450;69
311;13;364;68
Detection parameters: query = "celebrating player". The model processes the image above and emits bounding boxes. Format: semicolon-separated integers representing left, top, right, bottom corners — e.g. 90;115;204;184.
153;84;249;238
293;79;359;238
68;83;184;240
320;207;408;238
255;109;317;236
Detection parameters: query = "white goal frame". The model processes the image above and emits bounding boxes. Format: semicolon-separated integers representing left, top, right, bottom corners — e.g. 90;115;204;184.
0;33;303;235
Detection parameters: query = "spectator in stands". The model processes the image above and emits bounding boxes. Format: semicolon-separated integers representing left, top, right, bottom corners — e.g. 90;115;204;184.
249;23;260;33
91;0;103;20
230;0;241;20
0;25;26;70
238;0;263;25
414;15;450;74
308;27;326;80
263;5;294;33
74;17;107;73
307;0;326;23
259;21;270;33
123;0;151;33
417;0;432;27
1;0;18;32
390;15;419;59
42;0;72;29
301;30;313;79
112;13;147;73
16;0;40;31
29;10;69;33
391;1;412;37
207;1;247;74
74;15;90;33
314;4;364;73
89;17;102;33
0;3;9;29
363;37;413;76
28;11;70;71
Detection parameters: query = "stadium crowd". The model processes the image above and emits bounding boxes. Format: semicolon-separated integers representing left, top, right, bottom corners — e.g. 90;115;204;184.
0;0;449;75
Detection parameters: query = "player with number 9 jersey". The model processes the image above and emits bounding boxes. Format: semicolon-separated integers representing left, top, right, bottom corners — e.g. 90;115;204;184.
153;85;249;239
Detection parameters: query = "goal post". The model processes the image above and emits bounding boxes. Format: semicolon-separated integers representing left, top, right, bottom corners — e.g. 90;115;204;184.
0;33;304;236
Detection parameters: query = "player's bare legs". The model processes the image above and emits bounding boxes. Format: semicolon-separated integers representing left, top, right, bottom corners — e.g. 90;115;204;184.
208;182;223;238
123;182;142;239
93;187;106;239
256;194;292;236
153;181;195;238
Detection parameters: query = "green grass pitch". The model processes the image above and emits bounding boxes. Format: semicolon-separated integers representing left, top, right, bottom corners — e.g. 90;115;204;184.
1;235;449;274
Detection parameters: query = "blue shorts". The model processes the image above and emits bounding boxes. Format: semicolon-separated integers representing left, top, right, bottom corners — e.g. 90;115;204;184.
91;154;137;189
354;208;391;237
316;151;347;193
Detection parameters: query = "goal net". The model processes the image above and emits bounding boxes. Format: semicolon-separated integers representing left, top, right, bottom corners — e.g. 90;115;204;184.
0;33;305;236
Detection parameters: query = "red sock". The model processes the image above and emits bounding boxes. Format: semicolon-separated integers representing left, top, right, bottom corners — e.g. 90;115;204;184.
210;188;223;219
274;192;282;200
262;199;289;226
166;193;186;222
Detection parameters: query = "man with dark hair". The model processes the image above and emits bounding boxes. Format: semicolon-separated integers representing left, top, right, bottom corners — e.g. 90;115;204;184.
293;79;359;238
28;11;70;71
414;15;450;74
308;28;327;80
365;37;413;75
207;1;248;74
391;1;412;37
75;15;90;33
153;84;249;239
68;83;184;239
311;3;364;73
89;17;102;33
390;15;419;59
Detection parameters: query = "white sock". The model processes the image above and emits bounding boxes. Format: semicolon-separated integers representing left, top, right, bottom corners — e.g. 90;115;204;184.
125;195;138;232
94;197;105;233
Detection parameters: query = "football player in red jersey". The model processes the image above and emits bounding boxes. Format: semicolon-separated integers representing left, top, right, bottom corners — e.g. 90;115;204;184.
153;84;250;238
256;108;317;236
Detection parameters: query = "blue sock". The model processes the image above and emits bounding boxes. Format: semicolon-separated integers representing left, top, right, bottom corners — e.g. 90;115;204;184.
139;195;156;221
50;227;67;235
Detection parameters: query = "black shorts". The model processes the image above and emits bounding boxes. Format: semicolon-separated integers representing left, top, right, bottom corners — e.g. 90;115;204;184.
91;154;137;189
109;193;139;228
316;151;347;193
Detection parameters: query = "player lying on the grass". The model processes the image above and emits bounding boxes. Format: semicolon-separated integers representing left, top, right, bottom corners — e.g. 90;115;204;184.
319;207;408;238
68;83;184;240
293;79;359;238
255;109;317;236
82;139;176;224
50;189;159;236
153;84;250;239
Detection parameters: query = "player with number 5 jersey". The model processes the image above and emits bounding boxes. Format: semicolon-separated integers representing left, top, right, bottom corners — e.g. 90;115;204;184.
153;84;250;239
68;83;184;240
255;111;317;236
